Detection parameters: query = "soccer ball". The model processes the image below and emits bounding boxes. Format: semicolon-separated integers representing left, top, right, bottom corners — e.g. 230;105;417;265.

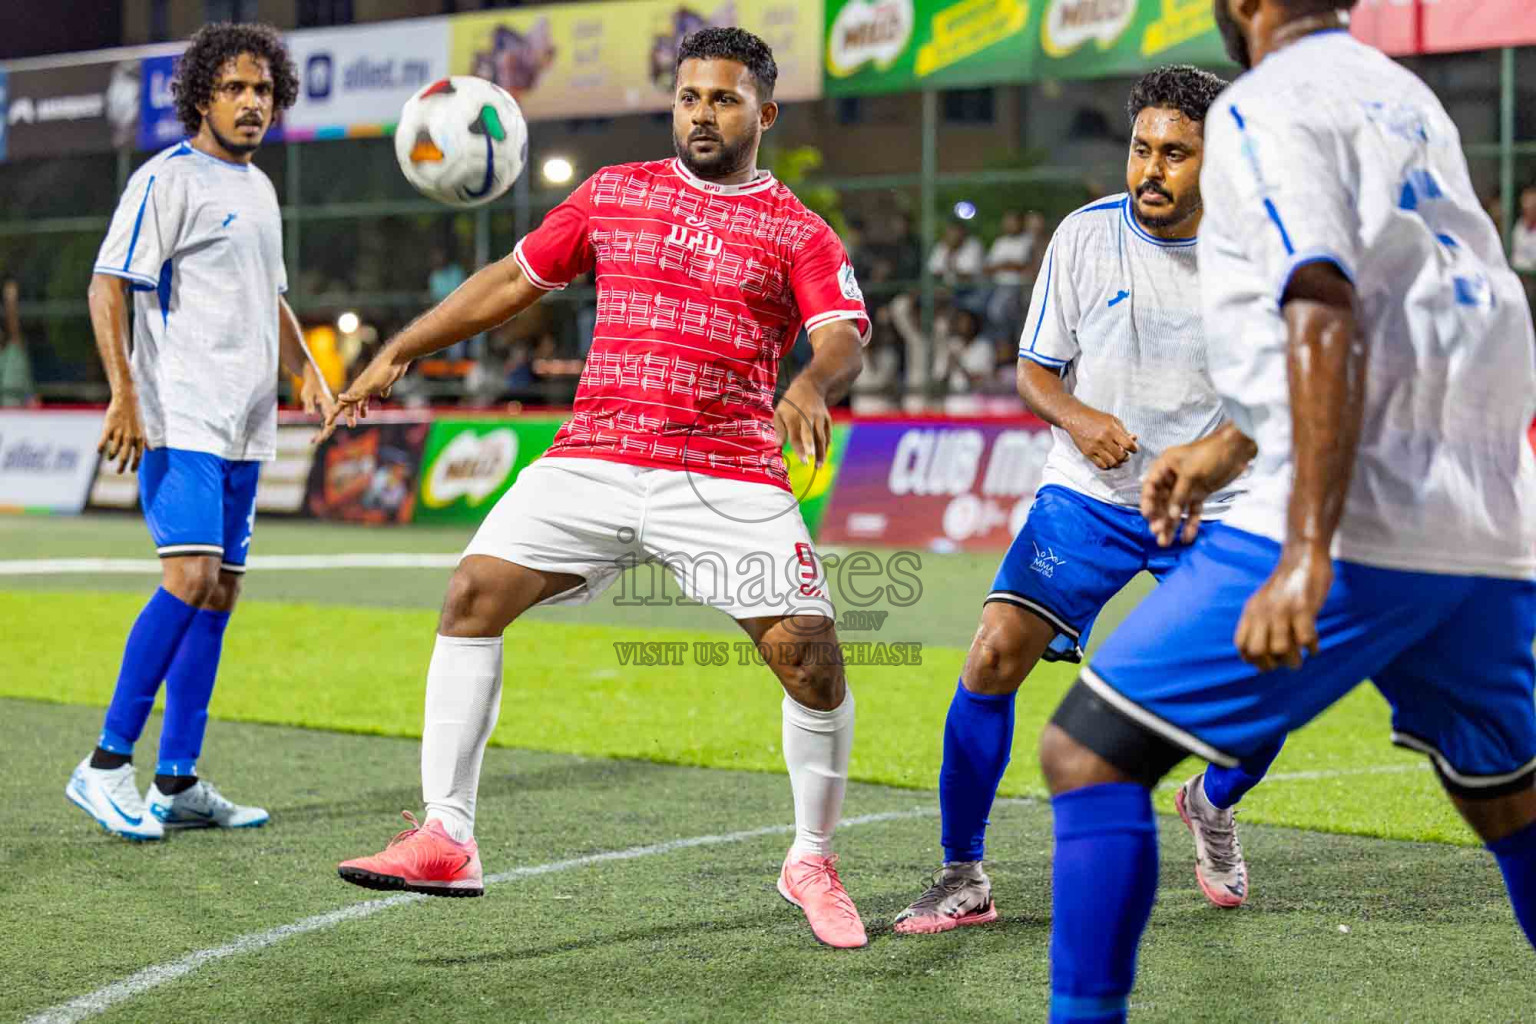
394;76;528;208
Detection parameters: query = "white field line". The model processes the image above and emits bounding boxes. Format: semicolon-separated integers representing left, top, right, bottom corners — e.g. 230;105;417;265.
22;760;1435;1023
21;808;929;1024
0;554;461;575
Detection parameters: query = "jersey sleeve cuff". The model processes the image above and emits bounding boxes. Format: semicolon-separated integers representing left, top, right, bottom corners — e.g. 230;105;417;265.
93;265;158;289
513;240;568;292
1276;250;1356;305
1018;348;1070;369
803;308;872;346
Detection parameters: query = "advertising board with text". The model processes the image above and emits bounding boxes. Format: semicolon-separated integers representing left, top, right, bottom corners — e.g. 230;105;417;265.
824;0;1228;96
284;19;450;140
5;60;140;160
0;410;104;513
450;0;821;124
817;418;1053;551
414;417;562;524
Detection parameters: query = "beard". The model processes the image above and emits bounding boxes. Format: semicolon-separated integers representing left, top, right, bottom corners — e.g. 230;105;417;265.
673;126;755;180
1133;184;1201;231
209;118;264;156
1213;0;1253;69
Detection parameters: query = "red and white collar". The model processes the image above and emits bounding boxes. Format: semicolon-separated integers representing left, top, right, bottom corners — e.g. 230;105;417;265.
669;157;777;196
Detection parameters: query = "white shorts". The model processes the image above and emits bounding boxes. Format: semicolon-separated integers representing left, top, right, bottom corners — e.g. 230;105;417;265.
462;456;835;621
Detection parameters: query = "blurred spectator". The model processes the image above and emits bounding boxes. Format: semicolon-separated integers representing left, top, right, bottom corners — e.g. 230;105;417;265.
928;222;985;290
931;309;998;394
870;212;921;283
985;210;1036;344
0;278;35;407
1512;185;1536;275
851;305;903;410
430;247;470;359
844;218;872;283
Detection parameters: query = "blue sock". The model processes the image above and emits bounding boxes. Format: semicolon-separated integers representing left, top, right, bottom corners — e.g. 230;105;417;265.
1049;783;1159;1024
99;588;199;754
1202;737;1284;809
155;608;231;777
939;679;1016;862
1488;817;1536;950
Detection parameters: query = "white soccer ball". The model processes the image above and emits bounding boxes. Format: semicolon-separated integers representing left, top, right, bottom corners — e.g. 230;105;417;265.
394;76;528;208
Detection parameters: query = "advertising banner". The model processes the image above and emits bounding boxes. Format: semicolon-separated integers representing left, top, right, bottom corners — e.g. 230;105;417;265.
305;420;430;525
137;53;183;151
5;60;140;160
284;19;450;140
449;0;821;124
784;421;851;539
1349;0;1536;56
817;418;1053;551
414;416;562;524
0;410;104;514
824;0;1228;96
87;425;318;516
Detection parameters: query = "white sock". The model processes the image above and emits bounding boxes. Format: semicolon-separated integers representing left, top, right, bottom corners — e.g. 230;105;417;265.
782;688;855;857
421;634;504;843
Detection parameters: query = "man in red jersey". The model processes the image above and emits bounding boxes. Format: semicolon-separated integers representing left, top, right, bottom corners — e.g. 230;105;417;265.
326;28;871;948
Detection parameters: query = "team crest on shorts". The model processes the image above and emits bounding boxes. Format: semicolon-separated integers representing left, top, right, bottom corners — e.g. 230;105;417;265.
1031;542;1067;578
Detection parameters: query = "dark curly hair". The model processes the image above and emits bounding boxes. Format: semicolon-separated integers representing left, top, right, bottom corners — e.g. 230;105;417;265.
173;22;298;135
675;27;778;101
1126;64;1228;131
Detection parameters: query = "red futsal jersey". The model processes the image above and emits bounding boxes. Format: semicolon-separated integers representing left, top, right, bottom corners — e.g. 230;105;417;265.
513;158;870;491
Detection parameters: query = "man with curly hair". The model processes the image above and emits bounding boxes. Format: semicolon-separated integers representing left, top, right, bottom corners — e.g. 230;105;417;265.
67;22;332;840
892;65;1283;935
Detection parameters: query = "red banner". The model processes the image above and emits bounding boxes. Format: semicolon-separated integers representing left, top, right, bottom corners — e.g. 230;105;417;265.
1351;0;1536;55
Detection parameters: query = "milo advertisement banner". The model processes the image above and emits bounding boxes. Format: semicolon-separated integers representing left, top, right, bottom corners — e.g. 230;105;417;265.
415;417;563;524
825;0;1229;96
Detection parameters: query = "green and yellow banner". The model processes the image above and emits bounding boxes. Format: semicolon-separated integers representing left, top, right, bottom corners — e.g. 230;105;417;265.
824;0;1229;96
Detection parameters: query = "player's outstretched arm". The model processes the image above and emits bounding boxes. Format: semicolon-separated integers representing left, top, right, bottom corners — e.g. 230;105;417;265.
87;272;145;474
1234;262;1364;671
775;320;862;468
1141;422;1256;547
1016;358;1138;469
318;254;547;440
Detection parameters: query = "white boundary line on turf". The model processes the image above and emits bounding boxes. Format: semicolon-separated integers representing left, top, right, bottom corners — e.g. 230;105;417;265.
21;808;930;1024
22;764;1438;1023
0;554;462;575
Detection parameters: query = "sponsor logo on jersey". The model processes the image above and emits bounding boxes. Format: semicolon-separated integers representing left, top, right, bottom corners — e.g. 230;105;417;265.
665;224;725;258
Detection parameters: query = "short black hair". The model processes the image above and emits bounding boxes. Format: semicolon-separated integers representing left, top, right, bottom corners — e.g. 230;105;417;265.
1281;0;1358;13
1126;64;1228;131
173;22;298;135
675;27;778;101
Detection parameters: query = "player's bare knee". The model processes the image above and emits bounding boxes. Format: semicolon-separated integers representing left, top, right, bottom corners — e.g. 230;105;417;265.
1445;778;1536;843
206;573;242;613
438;565;512;636
963;626;1031;696
164;556;221;607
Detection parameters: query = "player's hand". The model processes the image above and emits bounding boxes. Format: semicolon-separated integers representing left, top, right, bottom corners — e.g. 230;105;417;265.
315;344;410;444
299;364;338;424
98;394;145;474
1234;543;1333;672
1069;410;1138;470
775;377;832;469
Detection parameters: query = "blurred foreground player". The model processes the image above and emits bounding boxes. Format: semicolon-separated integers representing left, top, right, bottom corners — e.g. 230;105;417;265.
329;29;873;948
895;66;1278;936
67;24;333;840
1039;2;1536;1019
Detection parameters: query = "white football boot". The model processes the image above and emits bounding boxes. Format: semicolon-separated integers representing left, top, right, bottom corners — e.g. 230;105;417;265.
146;779;270;829
65;758;164;841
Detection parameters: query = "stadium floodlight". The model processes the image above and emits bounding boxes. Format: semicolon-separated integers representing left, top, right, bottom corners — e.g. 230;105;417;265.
541;156;575;186
337;311;360;334
953;201;977;221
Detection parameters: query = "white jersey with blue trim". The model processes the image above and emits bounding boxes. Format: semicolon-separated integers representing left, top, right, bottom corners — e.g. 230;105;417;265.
1019;193;1235;511
1200;30;1536;579
94;141;287;461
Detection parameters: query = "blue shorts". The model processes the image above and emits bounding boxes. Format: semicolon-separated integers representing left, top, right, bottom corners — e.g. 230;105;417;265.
988;485;1191;660
1087;524;1536;794
139;448;260;573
